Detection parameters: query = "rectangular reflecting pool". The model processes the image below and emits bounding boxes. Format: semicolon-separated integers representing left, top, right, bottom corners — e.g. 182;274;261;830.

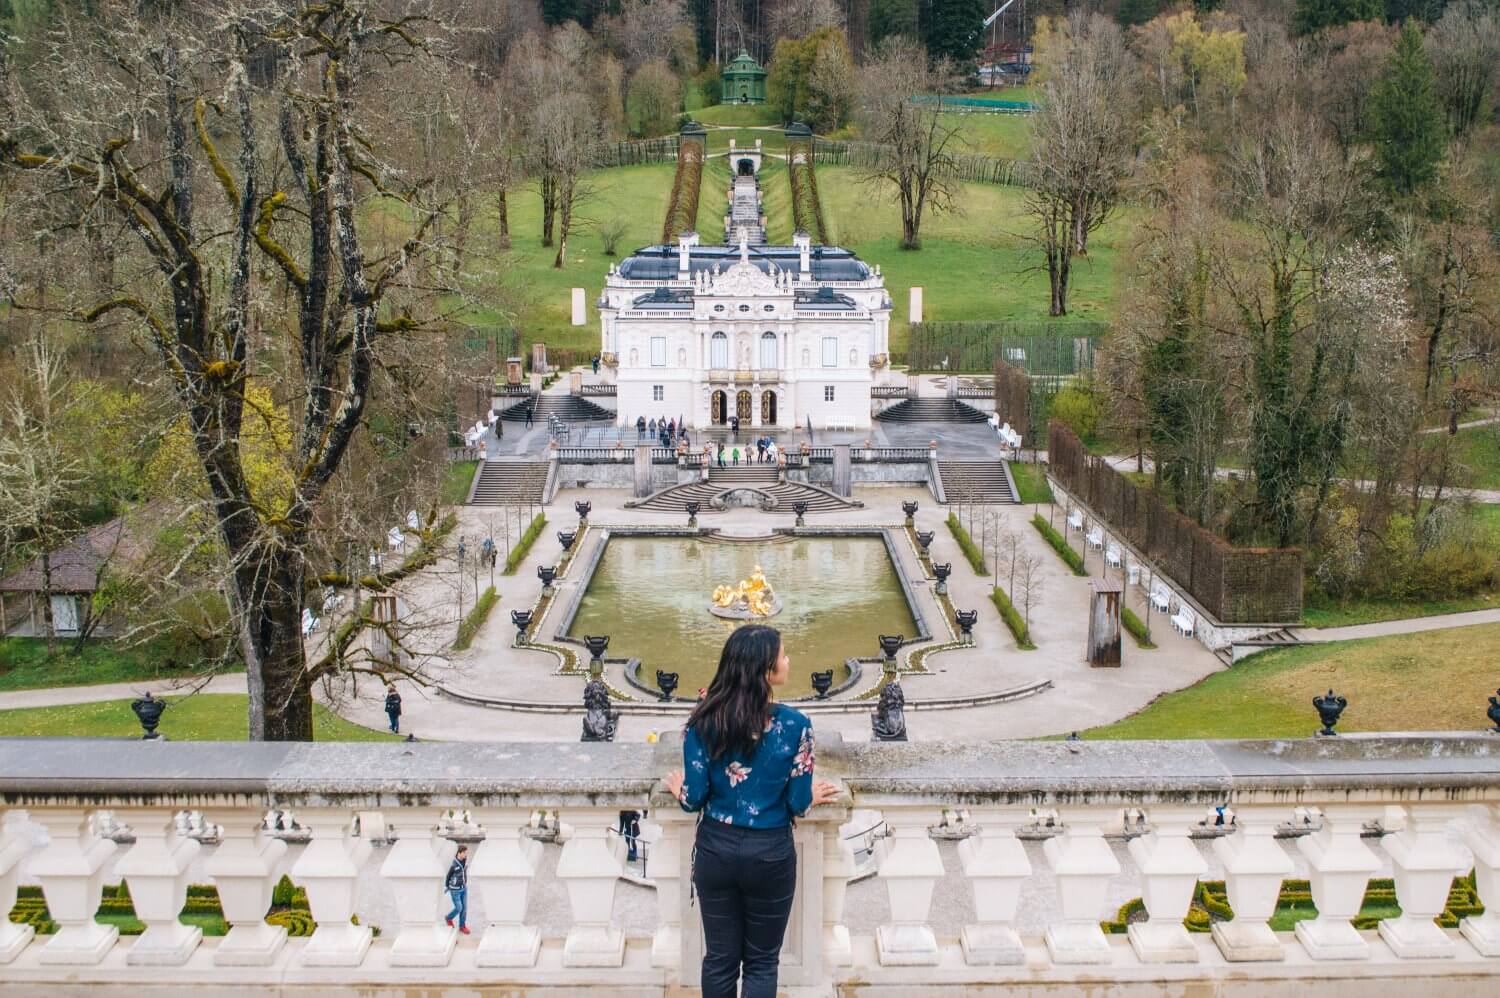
566;534;919;699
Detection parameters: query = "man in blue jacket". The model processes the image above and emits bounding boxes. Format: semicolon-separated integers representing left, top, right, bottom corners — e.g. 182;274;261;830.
444;845;470;934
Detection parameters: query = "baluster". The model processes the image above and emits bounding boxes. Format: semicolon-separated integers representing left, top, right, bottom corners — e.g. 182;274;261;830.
822;820;858;967
1461;803;1500;956
0;811;35;964
1042;807;1121;964
290;808;373;967
1210;806;1294;962
957;806;1030;965
642;810;686;968
113;807;202;965
470;806;542;968
380;810;458;966
1378;804;1465;958
1128;806;1206;963
1294;804;1382;960
874;809;944;966
555;809;625;967
202;807;289;966
29;807;118;965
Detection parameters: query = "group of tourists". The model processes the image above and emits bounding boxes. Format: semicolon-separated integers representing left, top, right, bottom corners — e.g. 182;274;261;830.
713;437;781;467
635;415;691;450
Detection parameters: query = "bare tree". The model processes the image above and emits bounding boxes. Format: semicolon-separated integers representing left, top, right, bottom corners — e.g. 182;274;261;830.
1014;552;1045;632
1427;0;1500;139
853;36;963;250
0;2;465;740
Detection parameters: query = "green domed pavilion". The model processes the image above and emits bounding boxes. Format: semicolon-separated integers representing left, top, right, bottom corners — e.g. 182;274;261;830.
721;50;766;105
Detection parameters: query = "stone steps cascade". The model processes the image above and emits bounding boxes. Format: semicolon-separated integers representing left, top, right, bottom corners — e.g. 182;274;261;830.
467;461;549;505
632;473;857;512
874;398;991;423
499;395;614;423
937;461;1019;504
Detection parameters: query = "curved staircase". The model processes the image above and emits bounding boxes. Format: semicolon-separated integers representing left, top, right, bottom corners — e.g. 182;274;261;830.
628;465;861;512
874;398;991;423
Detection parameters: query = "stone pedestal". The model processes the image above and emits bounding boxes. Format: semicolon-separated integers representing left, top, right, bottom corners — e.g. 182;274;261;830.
471;808;542;968
529;371;543;393
634;445;653;498
0;814;35;964
1462;804;1500;956
290;809;373;967
833;444;852;498
958;808;1031;965
555;811;625;967
505;357;524;386
114;808;202;966
1294;805;1381;960
202;808;288;967
909;286;923;324
380;812;458;967
1211;807;1293;962
1378;805;1464;958
1127;809;1206;963
1042;809;1120;964
875;810;944;965
642;813;684;967
823;822;857;966
1087;580;1123;668
570;288;586;326
30;808;118;965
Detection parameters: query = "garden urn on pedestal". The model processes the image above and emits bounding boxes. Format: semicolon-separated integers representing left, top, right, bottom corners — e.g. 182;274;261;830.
510;609;533;647
932;562;951;596
902;501;918;528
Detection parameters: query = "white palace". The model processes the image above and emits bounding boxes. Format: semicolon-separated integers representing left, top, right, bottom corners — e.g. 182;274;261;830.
597;230;893;431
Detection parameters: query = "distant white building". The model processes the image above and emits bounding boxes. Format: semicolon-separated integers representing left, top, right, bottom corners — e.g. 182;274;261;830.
597;231;893;430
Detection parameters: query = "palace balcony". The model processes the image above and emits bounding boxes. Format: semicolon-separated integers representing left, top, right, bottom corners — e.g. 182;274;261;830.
0;735;1497;995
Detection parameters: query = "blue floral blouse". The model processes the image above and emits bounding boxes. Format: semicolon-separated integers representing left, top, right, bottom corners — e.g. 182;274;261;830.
680;703;815;828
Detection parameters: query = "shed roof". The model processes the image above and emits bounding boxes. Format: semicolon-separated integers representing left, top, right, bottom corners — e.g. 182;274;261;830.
0;508;155;594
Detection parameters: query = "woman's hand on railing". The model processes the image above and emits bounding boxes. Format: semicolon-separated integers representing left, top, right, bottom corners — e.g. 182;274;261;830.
662;770;686;803
810;780;840;807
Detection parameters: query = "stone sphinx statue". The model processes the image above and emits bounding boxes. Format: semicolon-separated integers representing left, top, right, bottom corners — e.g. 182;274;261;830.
870;680;908;742
581;678;618;742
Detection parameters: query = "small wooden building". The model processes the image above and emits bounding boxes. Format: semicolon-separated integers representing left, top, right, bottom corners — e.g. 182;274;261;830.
0;514;146;638
721;51;767;105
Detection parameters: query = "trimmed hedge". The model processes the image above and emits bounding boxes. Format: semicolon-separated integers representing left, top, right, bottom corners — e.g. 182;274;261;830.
661;141;704;243
990;586;1036;650
504;513;548;575
787;141;829;243
1122;606;1156;649
946;513;988;576
454;586;499;651
1033;514;1086;576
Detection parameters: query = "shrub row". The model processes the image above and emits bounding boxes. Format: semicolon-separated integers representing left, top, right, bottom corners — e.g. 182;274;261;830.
504;513;548;575
661;141;704;243
1121;606;1156;649
786;141;828;243
990;586;1036;650
1032;514;1086;576
454;586;499;651
945;513;988;575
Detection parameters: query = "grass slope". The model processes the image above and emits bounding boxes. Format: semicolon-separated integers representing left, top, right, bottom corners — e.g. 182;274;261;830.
0;637;236;693
1081;623;1500;739
0;693;396;740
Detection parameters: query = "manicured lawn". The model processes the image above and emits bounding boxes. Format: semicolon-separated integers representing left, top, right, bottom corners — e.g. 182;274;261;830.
1008;461;1054;504
950;112;1034;158
1080;623;1500;739
815;166;1126;354
693;104;782;127
0;637;235;693
0;693;397;741
1441;424;1500;488
1301;592;1497;628
441;460;479;505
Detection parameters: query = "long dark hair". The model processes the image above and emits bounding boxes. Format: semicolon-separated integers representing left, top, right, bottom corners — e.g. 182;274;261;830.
687;624;780;760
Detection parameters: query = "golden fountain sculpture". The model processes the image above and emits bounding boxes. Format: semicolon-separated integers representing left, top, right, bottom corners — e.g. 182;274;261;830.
709;565;783;619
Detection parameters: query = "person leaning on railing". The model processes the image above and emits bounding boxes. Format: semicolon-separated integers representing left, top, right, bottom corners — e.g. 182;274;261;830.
663;626;838;998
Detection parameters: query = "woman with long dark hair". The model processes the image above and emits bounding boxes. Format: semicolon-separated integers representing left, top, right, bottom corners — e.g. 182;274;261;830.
663;624;838;998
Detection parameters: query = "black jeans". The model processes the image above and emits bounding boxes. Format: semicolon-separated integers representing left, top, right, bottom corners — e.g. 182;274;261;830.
693;818;797;998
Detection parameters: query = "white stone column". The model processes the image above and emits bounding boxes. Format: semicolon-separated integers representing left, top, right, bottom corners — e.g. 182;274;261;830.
1127;807;1207;963
1294;804;1382;960
380;811;457;967
113;808;202;965
1462;804;1500;956
0;811;35;964
1211;806;1294;962
30;808;117;965
555;809;624;967
471;808;541;968
957;806;1031;965
643;811;686;968
1042;808;1121;964
1379;804;1465;958
290;808;373;967
202;808;288;966
823;819;858;966
874;809;944;966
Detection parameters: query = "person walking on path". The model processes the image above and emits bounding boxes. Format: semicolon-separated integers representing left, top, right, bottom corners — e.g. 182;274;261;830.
384;684;402;734
717;442;726;468
663;626;838;998
637;415;646;440
592;355;600;375
732;446;740;465
524;405;533;429
444;845;470;934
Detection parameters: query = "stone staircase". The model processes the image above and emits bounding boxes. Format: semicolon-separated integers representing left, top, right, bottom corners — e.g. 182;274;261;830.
467;461;550;505
874;399;991;423
1215;626;1301;666
498;394;614;423
936;461;1019;504
629;465;861;512
725;175;766;244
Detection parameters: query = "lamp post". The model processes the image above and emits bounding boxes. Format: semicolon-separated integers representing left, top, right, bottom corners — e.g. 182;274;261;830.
457;537;467;620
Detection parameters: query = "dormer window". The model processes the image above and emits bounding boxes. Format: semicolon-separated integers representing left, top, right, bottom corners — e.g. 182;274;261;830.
738;304;750;312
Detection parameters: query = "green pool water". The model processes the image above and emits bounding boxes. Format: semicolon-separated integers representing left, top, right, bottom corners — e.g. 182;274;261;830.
567;535;918;698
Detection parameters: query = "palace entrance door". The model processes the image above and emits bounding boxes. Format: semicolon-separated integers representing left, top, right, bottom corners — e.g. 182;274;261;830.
761;390;777;425
711;390;727;425
736;391;753;423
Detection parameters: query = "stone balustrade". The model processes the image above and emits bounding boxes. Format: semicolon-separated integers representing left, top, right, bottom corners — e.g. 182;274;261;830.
0;735;1497;994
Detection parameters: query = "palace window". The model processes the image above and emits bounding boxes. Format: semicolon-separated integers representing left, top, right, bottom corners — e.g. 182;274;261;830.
822;337;837;367
760;332;778;370
711;332;729;368
824;385;835;402
652;385;664;402
650;337;666;367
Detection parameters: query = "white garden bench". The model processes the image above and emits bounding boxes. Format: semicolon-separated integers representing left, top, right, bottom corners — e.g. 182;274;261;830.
1085;527;1104;551
1105;544;1122;569
1171;605;1195;637
1150;584;1172;614
1067;510;1084;532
